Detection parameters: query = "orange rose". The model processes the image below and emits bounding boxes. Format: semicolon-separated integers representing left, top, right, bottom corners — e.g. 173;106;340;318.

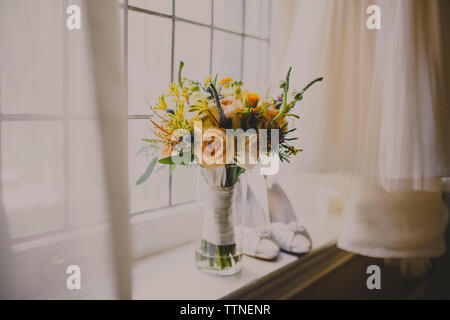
194;128;230;169
246;93;260;107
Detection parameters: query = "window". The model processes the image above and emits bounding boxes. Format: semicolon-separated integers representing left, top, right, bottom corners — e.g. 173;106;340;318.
126;0;272;216
2;0;271;247
1;0;109;243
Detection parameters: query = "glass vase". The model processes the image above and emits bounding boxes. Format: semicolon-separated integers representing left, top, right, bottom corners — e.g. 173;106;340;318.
195;165;245;276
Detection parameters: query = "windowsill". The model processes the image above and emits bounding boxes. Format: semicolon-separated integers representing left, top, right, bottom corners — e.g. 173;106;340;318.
132;214;344;300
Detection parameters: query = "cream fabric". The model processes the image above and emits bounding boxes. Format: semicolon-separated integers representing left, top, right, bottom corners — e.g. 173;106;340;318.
86;0;132;299
282;0;450;258
284;0;450;192
338;179;448;258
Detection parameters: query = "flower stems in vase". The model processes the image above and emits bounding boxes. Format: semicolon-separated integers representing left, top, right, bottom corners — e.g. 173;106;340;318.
196;240;242;270
225;164;245;188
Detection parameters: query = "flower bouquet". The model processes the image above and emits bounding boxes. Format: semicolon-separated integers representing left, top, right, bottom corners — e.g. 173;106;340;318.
138;61;322;275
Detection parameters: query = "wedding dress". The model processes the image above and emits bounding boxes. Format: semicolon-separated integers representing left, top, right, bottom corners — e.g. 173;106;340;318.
281;0;450;262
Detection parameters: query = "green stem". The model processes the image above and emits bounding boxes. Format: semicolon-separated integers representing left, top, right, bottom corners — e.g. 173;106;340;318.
273;67;291;123
178;61;184;88
273;85;288;123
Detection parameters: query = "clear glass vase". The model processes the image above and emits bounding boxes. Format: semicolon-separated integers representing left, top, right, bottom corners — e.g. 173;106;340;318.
195;166;245;276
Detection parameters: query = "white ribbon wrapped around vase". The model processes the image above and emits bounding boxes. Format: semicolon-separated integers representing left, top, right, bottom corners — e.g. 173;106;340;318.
200;167;238;245
201;185;236;245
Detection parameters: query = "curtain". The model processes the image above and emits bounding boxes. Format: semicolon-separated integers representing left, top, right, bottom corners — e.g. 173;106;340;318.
282;0;449;258
283;0;450;190
0;0;131;299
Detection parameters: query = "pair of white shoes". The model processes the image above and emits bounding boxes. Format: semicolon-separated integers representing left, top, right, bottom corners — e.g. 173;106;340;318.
239;174;312;261
243;222;312;260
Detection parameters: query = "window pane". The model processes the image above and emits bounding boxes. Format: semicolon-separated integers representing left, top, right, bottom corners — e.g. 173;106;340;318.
174;22;211;81
128;11;172;114
2;121;64;238
214;0;243;33
176;0;211;24
243;38;269;92
244;0;270;38
68;121;108;227
129;0;172;14
0;0;64;114
171;166;197;205
212;30;242;80
129;119;169;213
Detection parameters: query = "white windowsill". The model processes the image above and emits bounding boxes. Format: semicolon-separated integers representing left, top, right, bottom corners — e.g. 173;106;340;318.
132;214;342;300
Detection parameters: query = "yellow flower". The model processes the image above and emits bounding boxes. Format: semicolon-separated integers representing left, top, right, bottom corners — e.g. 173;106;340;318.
219;77;233;87
246;93;260;107
205;75;211;86
234;87;243;100
155;94;168;110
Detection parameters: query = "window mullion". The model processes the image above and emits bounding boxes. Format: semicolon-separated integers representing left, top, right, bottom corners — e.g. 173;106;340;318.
209;0;214;74
240;0;246;80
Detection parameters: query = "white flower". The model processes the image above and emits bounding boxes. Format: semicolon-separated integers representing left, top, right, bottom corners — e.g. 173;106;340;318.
221;86;234;98
222;99;240;118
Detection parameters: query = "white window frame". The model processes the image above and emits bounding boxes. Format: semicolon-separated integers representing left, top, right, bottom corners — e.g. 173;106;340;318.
125;0;272;258
7;0;272;260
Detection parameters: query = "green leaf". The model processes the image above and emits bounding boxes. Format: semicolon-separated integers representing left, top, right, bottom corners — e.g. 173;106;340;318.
285;127;297;133
296;77;323;100
279;122;289;131
158;156;175;165
141;138;160;144
293;92;303;101
284;113;300;119
285;67;292;92
136;157;158;185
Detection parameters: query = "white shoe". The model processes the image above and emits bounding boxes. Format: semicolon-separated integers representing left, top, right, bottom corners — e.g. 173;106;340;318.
269;221;312;255
239;176;280;261
267;182;312;255
243;226;280;261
